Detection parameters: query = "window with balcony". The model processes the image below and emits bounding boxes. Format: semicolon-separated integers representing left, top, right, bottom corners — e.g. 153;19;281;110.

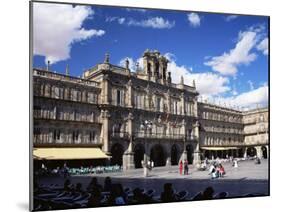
87;92;94;103
54;87;60;99
171;100;178;114
53;129;60;141
34;128;41;142
156;97;161;112
72;130;79;142
72;89;77;101
116;89;123;106
89;131;96;142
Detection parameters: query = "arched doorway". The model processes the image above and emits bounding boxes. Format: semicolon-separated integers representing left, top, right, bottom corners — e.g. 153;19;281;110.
171;144;179;165
247;147;257;157
227;149;232;158
238;148;244;158
186;144;193;164
111;143;124;166
204;150;210;159
261;146;268;159
217;150;222;158
150;144;165;167
134;144;144;168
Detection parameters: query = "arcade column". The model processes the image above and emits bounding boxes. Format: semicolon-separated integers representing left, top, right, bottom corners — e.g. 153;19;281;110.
123;112;135;170
193;121;201;165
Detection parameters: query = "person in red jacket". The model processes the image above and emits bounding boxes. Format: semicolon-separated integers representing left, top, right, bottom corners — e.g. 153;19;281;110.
179;160;183;175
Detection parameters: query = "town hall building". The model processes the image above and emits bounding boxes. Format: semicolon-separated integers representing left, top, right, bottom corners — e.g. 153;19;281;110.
32;50;269;170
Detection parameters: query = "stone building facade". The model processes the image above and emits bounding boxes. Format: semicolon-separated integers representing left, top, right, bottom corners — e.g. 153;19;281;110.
32;50;269;169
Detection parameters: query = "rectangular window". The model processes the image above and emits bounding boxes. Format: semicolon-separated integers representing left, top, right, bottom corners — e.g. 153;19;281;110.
87;92;94;103
156;97;161;112
174;101;177;114
72;130;79;141
90;131;95;142
53;130;60;140
117;90;121;106
72;89;77;101
54;87;60;99
134;94;138;108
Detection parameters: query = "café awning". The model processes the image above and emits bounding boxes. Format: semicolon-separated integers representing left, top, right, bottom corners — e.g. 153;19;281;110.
200;147;239;151
33;147;110;160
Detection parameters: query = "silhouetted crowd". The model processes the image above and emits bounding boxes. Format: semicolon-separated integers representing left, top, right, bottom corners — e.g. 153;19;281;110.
33;176;241;210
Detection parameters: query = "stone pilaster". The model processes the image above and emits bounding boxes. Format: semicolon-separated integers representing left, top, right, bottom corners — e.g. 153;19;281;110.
166;89;171;113
256;146;263;158
244;147;248;158
101;110;110;154
127;79;133;108
123;112;135;170
180;92;186;115
166;144;171;166
101;74;110;104
193;97;198;117
193;121;201;165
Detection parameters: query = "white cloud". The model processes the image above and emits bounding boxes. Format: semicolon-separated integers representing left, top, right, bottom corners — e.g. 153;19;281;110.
105;16;118;22
204;30;259;76
125;8;147;13
209;85;268;110
231;85;238;96
247;80;254;90
225;15;238;22
34;3;105;64
106;16;175;29
118;17;126;24
164;53;230;96
127;17;175;29
231;89;238;96
187;13;201;27
257;38;268;55
106;16;126;24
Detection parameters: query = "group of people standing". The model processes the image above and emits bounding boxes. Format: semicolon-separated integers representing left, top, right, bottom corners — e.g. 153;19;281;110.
209;163;226;179
179;160;189;175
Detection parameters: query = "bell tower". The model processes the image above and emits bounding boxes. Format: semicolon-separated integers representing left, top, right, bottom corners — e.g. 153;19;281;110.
142;49;169;84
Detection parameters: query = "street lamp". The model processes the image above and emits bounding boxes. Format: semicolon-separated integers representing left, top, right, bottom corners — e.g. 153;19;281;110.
140;120;153;177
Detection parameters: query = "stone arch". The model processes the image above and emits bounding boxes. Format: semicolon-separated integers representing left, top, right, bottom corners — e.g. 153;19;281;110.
134;143;145;168
204;150;210;159
186;144;194;164
150;144;166;167
247;147;257;157
171;144;180;165
110;143;124;166
238;148;244;158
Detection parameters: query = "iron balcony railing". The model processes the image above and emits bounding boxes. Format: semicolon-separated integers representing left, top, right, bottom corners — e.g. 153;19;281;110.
34;69;100;87
110;131;130;139
132;131;193;140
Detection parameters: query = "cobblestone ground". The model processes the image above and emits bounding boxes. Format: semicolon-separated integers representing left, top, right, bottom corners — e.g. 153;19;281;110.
38;159;269;199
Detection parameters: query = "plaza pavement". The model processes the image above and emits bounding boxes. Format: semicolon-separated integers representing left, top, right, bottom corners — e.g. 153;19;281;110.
38;159;269;199
88;158;268;180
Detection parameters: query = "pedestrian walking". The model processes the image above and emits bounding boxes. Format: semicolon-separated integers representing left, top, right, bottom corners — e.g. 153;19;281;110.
184;160;189;175
179;160;183;175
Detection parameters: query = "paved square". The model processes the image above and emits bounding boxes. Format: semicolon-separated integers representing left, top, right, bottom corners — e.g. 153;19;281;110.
38;159;269;199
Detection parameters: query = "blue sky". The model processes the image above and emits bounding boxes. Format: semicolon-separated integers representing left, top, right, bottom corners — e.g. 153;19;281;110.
33;2;269;110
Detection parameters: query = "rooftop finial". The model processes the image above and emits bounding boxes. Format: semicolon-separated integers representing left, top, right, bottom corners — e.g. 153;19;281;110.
192;79;196;87
65;64;69;76
135;62;139;71
167;72;171;83
46;60;50;71
125;58;129;70
104;53;110;63
180;76;184;84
